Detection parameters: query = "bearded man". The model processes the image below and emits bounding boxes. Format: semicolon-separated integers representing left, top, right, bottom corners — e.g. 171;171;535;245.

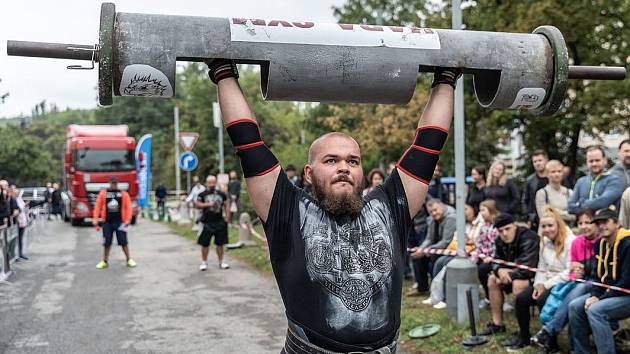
206;59;458;354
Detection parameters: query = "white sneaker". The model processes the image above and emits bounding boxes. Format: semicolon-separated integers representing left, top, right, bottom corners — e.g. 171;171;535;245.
503;301;514;312
433;301;447;309
479;298;490;309
421;297;434;305
219;262;230;269
199;262;208;271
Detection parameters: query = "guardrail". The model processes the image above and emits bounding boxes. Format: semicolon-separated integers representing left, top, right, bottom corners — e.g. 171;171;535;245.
0;207;44;283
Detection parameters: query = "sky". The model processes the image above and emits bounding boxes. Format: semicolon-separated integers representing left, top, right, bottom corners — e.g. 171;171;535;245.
0;0;346;118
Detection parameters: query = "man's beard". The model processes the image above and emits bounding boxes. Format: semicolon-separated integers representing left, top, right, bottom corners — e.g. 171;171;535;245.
311;173;364;217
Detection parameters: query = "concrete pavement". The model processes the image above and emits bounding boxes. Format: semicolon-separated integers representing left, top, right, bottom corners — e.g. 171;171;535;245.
0;219;286;354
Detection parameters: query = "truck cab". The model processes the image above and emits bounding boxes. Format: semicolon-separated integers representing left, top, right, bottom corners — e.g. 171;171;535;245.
65;125;139;225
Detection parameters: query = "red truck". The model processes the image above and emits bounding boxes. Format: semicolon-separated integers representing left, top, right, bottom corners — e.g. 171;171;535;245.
64;125;139;225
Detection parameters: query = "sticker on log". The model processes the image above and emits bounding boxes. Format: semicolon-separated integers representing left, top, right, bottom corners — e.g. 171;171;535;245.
120;64;173;98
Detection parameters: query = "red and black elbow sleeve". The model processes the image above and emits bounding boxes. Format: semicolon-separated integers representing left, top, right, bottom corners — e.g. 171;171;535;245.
396;125;449;184
225;119;279;178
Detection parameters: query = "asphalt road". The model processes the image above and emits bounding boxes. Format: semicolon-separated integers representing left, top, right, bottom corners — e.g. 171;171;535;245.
0;218;286;354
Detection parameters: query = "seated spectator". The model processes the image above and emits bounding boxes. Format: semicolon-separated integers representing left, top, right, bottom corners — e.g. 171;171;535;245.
569;209;630;354
423;203;478;308
467;165;487;214
532;209;599;353
407;204;429;294
479;213;539;337
536;160;574;226
485;160;520;215
475;200;501;308
568;145;625;215
408;199;456;296
508;207;575;350
621;187;630;228
362;168;385;196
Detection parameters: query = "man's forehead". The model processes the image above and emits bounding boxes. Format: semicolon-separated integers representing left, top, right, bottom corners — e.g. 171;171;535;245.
313;136;360;158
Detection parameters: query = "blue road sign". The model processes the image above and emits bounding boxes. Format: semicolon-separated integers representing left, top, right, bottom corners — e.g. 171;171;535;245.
179;151;198;172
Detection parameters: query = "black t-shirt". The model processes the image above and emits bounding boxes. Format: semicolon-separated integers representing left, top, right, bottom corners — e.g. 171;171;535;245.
227;180;241;200
197;189;227;224
105;189;123;224
264;169;411;351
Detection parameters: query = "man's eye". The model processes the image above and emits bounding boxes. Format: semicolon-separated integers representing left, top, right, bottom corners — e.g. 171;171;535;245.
325;159;335;164
349;160;359;166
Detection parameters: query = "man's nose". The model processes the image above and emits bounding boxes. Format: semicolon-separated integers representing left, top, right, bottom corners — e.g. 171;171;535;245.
337;160;350;173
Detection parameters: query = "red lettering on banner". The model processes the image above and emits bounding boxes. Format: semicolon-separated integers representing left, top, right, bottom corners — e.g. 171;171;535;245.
360;25;384;31
268;20;293;27
423;28;435;34
389;26;405;33
338;24;354;30
292;21;315;28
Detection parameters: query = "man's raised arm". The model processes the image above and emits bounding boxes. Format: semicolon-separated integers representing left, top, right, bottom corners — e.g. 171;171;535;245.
397;69;458;218
208;60;281;222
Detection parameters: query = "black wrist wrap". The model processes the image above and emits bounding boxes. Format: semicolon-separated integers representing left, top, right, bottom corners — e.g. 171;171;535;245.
397;126;449;184
226;119;279;178
208;59;239;84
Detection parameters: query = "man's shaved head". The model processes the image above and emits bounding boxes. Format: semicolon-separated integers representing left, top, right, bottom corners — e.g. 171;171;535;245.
308;132;361;164
304;132;364;216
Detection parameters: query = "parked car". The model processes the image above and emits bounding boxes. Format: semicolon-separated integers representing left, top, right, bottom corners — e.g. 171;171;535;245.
60;190;72;222
19;187;47;207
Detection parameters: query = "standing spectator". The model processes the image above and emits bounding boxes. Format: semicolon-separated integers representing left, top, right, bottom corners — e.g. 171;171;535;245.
13;186;29;261
620;187;630;228
44;181;53;219
522;150;549;230
536;160;574;225
195;175;231;270
467;165;487;214
612;139;630;188
4;182;19;225
186;176;206;227
485;160;520;215
363;168;385;196
227;170;241;224
568;209;630;354
532;209;599;353
408;199;456;296
50;182;63;220
509;207;574;350
155;183;167;220
562;166;574;189
476;200;501;307
568;145;625;215
480;214;539;337
428;164;449;204
285;164;300;186
0;183;8;226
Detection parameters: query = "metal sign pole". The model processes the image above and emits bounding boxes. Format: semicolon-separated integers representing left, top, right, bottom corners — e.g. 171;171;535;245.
213;102;224;174
174;106;181;201
453;0;466;258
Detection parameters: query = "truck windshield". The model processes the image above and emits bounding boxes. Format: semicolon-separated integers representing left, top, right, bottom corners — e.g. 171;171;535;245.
75;149;135;172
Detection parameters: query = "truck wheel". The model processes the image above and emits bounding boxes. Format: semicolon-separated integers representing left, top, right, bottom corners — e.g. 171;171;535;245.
131;216;137;225
71;218;82;226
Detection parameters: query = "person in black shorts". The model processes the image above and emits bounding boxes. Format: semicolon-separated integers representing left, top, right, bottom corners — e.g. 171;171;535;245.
92;177;136;269
205;58;459;353
195;175;231;270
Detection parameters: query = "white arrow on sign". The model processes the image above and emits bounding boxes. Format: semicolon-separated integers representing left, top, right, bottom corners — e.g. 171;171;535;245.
179;132;199;151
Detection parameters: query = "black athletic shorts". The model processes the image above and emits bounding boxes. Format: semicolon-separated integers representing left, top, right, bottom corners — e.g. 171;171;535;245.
102;222;128;247
197;222;228;247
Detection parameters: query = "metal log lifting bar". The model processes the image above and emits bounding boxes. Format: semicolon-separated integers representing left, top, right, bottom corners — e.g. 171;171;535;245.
6;3;627;115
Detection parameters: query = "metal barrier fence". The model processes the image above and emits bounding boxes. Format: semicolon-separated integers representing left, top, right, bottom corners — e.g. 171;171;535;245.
0;207;44;283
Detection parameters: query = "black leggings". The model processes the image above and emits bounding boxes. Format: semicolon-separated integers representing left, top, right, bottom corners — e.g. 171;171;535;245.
515;285;551;340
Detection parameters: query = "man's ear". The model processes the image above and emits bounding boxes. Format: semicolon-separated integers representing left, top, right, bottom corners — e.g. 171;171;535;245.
304;165;313;185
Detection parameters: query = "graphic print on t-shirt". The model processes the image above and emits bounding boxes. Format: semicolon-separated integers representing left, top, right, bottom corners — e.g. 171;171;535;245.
105;191;123;223
301;198;394;313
